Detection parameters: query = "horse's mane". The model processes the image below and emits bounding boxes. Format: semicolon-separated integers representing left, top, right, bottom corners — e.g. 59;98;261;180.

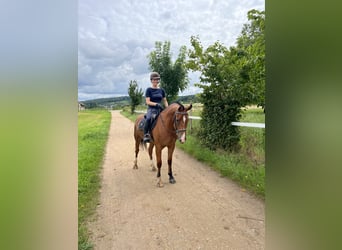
162;101;184;114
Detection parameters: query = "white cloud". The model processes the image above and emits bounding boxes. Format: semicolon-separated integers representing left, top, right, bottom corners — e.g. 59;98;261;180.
78;0;264;101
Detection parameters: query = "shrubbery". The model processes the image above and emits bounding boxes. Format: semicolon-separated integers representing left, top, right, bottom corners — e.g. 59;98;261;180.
187;9;265;150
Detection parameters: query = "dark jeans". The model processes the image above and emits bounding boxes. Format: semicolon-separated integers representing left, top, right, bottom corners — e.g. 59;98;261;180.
144;106;159;135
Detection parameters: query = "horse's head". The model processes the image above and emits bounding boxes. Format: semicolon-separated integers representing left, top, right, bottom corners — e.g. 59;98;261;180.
173;103;192;143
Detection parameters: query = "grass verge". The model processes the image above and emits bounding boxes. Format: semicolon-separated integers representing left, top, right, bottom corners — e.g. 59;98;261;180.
78;110;111;250
176;135;264;197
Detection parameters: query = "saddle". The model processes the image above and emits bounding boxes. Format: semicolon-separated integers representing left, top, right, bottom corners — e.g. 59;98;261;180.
138;110;160;132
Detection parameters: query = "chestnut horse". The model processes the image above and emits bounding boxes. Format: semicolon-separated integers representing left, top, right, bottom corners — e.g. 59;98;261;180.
133;102;192;187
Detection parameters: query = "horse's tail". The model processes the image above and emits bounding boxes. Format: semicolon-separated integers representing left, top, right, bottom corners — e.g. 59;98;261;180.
134;114;147;150
141;140;147;150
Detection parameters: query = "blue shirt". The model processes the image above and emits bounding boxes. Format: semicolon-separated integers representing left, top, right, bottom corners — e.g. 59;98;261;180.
145;87;166;107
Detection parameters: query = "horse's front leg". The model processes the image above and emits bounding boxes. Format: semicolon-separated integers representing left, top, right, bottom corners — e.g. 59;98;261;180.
167;143;176;184
155;146;163;187
148;143;156;171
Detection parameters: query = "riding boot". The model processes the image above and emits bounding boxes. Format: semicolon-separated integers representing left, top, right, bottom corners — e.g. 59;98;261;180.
143;119;151;143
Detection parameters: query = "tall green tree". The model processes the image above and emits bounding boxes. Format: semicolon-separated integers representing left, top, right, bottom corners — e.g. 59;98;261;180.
186;9;265;150
187;37;243;150
148;41;189;102
236;9;265;108
128;80;143;114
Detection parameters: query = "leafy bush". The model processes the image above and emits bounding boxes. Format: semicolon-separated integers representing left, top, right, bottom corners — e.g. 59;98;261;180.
186;9;265;150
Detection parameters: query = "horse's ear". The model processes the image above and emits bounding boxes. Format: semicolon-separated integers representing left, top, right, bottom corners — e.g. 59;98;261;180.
186;104;192;111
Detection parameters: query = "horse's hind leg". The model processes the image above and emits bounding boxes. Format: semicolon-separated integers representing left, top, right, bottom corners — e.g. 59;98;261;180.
148;143;156;171
133;138;139;169
167;144;176;184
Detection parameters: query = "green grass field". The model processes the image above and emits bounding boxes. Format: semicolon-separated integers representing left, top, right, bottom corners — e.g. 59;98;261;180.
78;110;111;250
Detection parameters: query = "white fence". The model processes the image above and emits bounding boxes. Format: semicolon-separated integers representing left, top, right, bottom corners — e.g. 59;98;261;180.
135;110;265;129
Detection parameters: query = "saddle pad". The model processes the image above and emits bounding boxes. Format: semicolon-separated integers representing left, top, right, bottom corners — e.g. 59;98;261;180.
138;119;145;130
138;111;160;131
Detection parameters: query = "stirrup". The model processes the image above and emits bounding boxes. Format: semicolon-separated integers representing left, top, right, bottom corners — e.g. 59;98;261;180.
143;134;151;142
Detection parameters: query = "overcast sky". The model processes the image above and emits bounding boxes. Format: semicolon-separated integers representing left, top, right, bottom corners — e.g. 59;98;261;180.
78;0;264;101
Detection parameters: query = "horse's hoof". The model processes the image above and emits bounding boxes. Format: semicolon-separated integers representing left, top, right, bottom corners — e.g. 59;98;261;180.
152;167;156;171
133;165;138;169
169;179;176;184
157;182;164;188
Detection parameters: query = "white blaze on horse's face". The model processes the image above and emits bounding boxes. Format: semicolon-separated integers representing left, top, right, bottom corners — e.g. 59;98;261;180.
179;132;186;143
179;115;187;143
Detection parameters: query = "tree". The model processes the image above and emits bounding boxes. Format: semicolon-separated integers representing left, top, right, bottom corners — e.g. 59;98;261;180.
128;80;143;114
186;9;265;150
236;9;265;108
148;41;189;102
187;37;243;150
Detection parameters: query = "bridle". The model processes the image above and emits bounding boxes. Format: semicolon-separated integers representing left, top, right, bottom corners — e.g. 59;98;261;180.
160;109;189;137
173;111;189;136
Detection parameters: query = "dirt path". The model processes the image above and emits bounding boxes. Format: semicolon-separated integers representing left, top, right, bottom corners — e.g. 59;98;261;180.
88;110;265;249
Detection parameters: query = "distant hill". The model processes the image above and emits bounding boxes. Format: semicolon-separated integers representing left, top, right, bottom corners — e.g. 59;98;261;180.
80;95;200;109
80;96;130;109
